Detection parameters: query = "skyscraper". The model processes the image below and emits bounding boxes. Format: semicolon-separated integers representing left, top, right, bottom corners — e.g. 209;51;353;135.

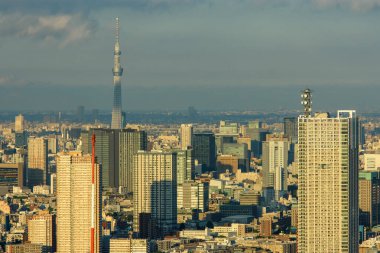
15;114;27;147
262;135;289;200
47;136;58;154
245;121;269;158
15;114;25;132
283;117;297;163
111;17;123;129
119;129;148;191
83;129;119;188
298;110;359;252
192;133;216;172
283;117;298;143
176;148;194;185
133;151;177;238
359;171;380;228
180;124;193;150
82;128;147;190
27;137;48;187
56;152;102;253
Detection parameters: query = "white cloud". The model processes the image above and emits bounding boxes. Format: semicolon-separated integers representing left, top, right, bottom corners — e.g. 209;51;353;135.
0;14;96;47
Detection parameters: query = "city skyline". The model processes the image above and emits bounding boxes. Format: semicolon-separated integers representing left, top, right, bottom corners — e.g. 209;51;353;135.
1;1;380;111
0;1;379;252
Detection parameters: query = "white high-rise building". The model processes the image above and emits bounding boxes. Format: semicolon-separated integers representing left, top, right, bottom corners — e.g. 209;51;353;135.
180;124;193;150
298;111;359;253
262;137;289;193
15;114;25;133
56;152;102;253
133;151;177;238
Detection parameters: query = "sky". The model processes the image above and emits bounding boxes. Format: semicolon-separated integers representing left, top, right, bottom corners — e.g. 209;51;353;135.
1;0;380;112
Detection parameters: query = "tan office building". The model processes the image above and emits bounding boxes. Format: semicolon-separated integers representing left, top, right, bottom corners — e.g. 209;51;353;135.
6;243;48;253
27;137;48;186
28;213;56;252
15;114;25;133
180;124;193;150
56;152;102;253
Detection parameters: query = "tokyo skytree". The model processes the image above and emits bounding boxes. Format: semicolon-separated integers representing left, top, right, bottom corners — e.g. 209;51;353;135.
111;17;123;129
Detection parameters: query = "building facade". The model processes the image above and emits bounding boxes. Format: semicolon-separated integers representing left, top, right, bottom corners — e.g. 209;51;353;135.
180;124;193;150
216;155;239;174
15;114;25;133
262;137;289;200
109;238;149;253
284;117;298;143
83;128;147;190
192;133;216;172
0;163;24;191
56;152;102;253
27;137;48;187
119;129;148;191
298;111;359;252
363;153;380;171
176;149;194;185
177;181;209;213
28;213;56;252
83;129;119;188
359;171;380;228
133;151;177;238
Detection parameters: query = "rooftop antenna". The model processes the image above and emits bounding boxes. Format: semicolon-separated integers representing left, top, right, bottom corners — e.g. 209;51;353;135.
301;88;312;117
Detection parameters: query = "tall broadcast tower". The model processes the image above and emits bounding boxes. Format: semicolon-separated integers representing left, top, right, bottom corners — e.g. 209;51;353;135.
111;17;123;129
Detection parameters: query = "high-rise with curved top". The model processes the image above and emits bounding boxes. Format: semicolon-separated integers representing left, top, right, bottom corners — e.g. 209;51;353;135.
111;17;123;129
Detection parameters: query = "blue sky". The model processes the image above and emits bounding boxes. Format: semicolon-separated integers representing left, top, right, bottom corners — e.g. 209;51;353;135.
1;0;380;111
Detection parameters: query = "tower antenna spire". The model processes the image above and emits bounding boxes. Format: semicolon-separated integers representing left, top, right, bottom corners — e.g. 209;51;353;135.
115;17;119;42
